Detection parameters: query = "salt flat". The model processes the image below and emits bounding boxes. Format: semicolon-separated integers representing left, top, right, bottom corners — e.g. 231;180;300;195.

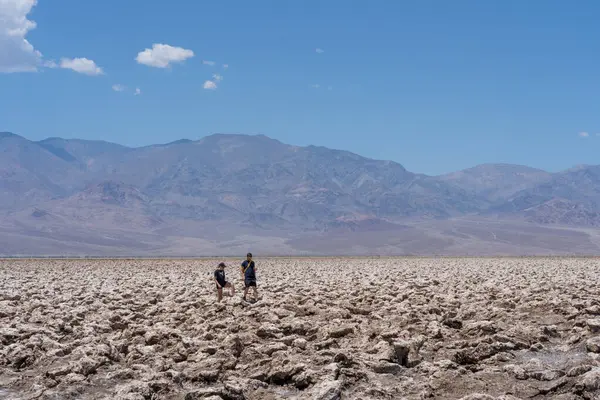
1;257;600;399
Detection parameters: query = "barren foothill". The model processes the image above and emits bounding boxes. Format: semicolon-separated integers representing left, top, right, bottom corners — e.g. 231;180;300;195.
2;257;600;399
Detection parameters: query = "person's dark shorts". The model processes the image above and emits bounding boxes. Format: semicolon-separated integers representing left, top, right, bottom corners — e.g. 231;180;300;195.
245;279;256;288
216;281;228;289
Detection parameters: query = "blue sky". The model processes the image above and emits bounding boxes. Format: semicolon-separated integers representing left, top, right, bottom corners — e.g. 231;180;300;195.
1;0;600;175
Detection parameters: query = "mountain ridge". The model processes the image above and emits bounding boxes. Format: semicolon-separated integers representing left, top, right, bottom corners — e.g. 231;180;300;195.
1;131;599;256
2;131;579;175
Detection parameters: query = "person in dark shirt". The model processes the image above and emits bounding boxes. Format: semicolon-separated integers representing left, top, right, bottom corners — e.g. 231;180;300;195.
214;262;234;302
240;252;258;302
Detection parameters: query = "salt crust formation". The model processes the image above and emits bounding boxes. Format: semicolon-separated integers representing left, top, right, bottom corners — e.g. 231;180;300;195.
1;257;600;399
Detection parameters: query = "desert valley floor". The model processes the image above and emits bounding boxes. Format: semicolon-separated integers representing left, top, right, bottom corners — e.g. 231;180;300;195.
2;257;600;399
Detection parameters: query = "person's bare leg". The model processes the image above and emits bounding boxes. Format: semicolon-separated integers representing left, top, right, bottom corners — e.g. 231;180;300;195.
225;282;235;297
252;286;258;300
217;288;223;302
243;285;249;301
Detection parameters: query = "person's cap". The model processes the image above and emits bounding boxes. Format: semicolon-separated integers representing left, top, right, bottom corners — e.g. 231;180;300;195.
218;262;226;267
246;252;252;257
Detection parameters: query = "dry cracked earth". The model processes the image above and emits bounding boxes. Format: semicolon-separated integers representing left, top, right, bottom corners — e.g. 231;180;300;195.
2;257;600;400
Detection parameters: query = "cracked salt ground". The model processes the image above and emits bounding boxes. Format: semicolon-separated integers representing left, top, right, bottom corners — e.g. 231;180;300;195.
514;346;590;371
0;388;22;400
3;257;600;399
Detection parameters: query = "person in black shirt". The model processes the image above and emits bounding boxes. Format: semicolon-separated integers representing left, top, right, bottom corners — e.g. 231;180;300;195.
240;252;258;302
214;262;234;302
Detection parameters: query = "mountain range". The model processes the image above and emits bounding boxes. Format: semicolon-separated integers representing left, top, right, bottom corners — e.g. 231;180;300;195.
1;131;599;256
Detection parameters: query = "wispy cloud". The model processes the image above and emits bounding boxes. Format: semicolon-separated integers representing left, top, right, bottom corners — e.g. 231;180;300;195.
136;44;194;68
223;64;229;69
579;131;590;138
60;57;104;76
202;60;216;66
212;73;223;82
203;80;217;90
112;84;126;92
310;84;320;89
316;48;325;54
43;60;58;69
134;88;141;96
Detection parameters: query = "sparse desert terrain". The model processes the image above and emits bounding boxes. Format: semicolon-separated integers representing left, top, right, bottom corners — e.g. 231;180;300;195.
2;257;600;399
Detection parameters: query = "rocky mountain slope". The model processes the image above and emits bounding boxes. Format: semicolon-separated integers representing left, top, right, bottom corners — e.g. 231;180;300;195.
438;163;552;202
1;131;599;255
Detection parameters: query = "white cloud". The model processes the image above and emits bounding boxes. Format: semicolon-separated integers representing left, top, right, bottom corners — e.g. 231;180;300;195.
134;87;141;96
60;57;104;76
310;84;320;89
136;43;194;68
212;73;223;82
0;2;106;76
316;48;324;54
112;84;126;92
43;60;57;68
579;132;590;138
0;0;43;73
223;64;229;69
203;80;217;90
202;60;216;66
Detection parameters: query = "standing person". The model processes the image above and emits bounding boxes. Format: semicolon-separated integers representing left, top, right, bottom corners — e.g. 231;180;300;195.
214;262;235;302
240;252;258;302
